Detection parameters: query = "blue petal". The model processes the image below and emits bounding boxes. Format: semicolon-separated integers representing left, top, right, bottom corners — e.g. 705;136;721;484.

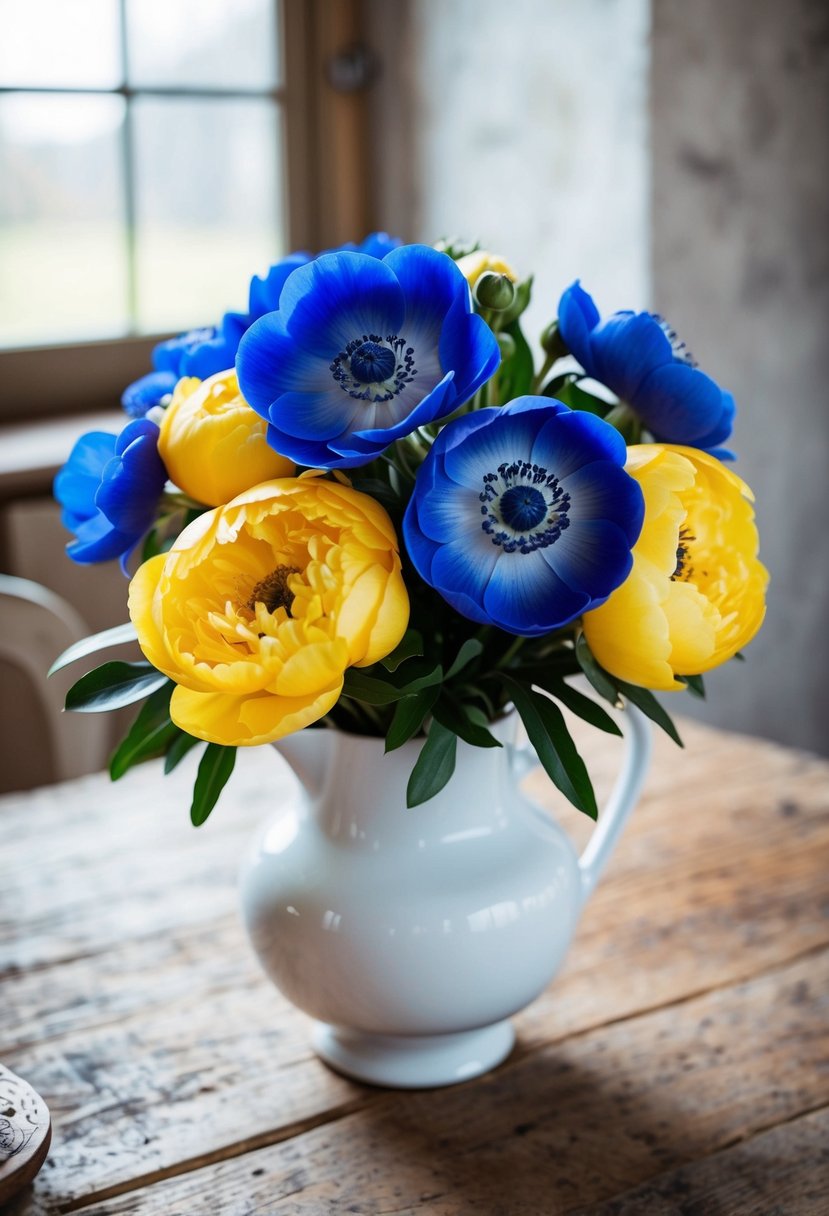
66;512;134;564
558;281;602;371
269;389;364;442
561;460;645;545
264;425;338;469
121;371;177;417
636;361;728;442
237;313;335;416
531;409;627;479
544;519;634;599
351;232;402;259
588;312;672;401
417;478;484;544
438;295;501;405
402;496;438;583
442;408;544;489
384;244;467;342
249;253;310;318
152;327;216;374
277;252;405;358
348;372;456;447
483;549;588;634
430;535;500;608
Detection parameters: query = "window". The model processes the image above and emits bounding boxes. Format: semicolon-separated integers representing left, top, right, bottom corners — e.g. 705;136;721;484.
0;0;373;421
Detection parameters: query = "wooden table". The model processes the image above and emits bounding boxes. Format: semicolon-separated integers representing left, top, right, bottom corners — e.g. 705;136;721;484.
2;719;828;1215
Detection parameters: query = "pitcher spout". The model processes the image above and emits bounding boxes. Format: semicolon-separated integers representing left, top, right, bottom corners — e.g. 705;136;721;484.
272;728;332;799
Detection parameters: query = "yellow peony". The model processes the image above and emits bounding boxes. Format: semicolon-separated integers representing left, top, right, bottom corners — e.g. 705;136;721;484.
128;477;409;745
158;370;294;506
454;250;518;289
582;445;768;691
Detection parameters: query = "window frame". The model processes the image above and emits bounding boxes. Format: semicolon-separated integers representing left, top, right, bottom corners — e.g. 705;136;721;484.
0;0;373;424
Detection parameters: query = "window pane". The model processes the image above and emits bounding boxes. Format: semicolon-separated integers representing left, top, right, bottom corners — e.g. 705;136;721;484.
0;0;122;89
0;95;129;348
126;0;280;90
132;97;284;333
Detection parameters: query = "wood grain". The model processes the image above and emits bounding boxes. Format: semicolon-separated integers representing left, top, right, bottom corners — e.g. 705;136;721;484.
1;720;827;1214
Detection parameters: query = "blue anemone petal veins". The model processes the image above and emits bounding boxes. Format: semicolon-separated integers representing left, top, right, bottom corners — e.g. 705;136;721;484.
54;420;167;566
121;234;402;415
236;244;501;469
403;397;644;637
557;281;735;453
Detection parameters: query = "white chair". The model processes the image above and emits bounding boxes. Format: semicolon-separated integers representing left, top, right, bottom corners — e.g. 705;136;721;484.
0;575;109;788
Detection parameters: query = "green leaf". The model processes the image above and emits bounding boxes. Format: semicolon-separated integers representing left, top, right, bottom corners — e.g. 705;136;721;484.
109;683;178;780
614;680;684;747
164;731;202;775
385;683;441;752
554;378;613;418
678;673;706;699
65;661;168;713
575;635;621;706
444;637;484;681
431;695;501;749
48;622;138;676
498;320;535;400
500;677;598;819
541;678;623;737
190;743;237;827
381;629;424;672
343;662;444;706
406;721;458;808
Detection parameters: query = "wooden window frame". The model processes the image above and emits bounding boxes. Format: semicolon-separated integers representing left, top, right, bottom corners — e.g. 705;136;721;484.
0;0;373;425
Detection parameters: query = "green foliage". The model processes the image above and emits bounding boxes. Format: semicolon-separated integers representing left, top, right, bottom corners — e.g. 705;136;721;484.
380;629;424;671
48;622;138;677
164;731;202;775
678;673;706;699
65;661;168;713
576;635;683;747
553;378;613;418
109;683;178;780
431;694;501;749
406;720;458;808
385;683;441;753
190;743;237;826
499;676;597;819
498;320;535;400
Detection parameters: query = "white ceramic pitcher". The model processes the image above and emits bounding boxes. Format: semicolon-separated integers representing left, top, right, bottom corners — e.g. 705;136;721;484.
240;702;651;1089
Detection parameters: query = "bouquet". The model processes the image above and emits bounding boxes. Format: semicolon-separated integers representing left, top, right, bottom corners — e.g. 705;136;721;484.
52;234;768;824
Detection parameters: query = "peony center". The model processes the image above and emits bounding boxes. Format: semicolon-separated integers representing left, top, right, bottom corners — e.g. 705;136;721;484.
247;565;300;616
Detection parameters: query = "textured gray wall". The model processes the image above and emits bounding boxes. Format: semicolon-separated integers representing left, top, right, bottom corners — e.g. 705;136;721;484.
367;0;651;338
651;0;829;753
368;0;829;754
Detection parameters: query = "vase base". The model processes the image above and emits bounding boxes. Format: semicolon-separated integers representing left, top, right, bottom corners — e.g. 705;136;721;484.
310;1019;515;1089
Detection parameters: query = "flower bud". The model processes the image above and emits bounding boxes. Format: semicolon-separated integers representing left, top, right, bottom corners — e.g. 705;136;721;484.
474;272;516;312
540;320;570;361
456;250;517;289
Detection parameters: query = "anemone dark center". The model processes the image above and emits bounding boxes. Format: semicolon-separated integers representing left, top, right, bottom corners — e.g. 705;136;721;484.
349;341;397;385
652;314;697;368
499;485;547;531
247;565;300;615
330;332;417;403
480;460;571;554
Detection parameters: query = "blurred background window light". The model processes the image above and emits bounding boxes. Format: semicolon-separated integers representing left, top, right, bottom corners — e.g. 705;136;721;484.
0;0;286;350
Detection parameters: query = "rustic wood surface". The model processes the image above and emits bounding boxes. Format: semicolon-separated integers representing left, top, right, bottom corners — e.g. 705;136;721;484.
1;718;827;1215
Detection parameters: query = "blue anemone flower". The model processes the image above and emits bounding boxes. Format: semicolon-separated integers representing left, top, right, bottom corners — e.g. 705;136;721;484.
121;235;402;416
54;419;167;567
558;281;735;453
403;397;644;636
236;244;501;469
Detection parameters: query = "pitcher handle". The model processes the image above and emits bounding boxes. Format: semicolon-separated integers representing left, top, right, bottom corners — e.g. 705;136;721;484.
510;701;652;904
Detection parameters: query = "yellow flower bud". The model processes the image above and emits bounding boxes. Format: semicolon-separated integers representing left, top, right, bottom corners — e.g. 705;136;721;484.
582;445;768;690
454;250;518;290
128;477;409;746
158;370;294;506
